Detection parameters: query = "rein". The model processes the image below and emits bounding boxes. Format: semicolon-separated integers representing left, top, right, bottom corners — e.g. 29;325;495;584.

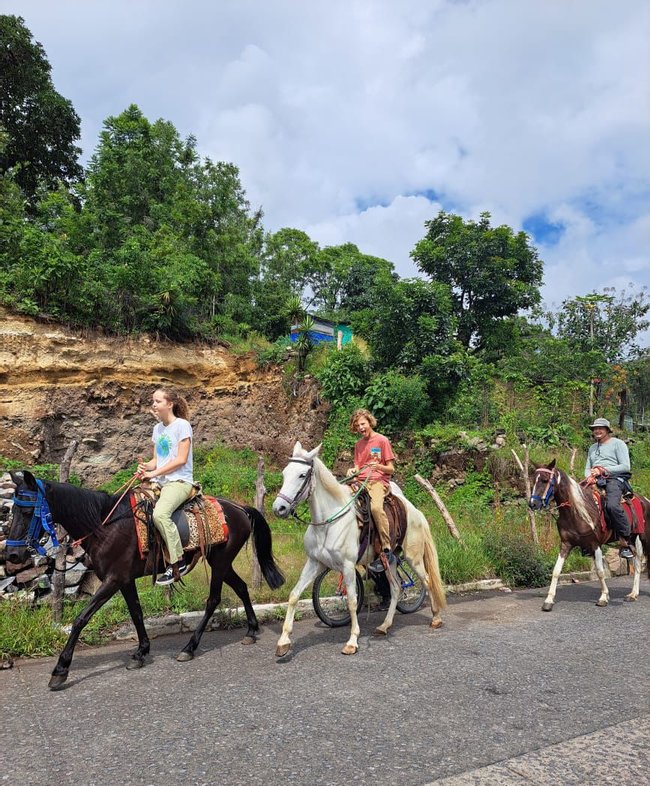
278;457;370;527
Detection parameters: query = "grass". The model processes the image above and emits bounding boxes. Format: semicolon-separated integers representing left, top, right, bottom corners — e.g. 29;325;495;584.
4;435;643;658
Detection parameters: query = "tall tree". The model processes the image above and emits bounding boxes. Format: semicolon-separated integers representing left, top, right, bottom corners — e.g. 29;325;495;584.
0;15;82;204
412;210;543;349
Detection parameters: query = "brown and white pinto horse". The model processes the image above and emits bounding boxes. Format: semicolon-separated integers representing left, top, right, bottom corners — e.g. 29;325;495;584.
529;460;650;611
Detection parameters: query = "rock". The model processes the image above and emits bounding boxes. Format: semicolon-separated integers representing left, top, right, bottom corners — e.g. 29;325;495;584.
14;564;48;584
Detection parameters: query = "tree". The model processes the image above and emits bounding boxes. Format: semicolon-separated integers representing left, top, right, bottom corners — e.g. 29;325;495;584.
552;289;649;363
412;211;543;349
0;15;82;204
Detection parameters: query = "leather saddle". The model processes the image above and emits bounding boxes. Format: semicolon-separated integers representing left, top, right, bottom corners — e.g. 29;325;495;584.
356;490;408;558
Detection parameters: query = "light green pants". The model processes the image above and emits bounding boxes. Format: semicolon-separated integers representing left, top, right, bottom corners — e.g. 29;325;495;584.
152;480;193;565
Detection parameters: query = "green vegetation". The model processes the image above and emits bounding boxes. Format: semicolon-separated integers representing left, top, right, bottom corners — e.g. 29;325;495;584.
1;17;648;659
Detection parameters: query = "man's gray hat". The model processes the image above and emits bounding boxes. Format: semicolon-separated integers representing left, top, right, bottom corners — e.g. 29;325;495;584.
589;418;612;431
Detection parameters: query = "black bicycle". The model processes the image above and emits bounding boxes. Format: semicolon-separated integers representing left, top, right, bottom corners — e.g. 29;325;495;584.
312;554;427;628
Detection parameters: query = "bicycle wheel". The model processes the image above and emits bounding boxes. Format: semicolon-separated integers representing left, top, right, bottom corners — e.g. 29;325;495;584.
396;557;427;614
312;568;364;627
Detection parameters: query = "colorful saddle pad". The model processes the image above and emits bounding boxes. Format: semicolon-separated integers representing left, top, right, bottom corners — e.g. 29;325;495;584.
130;489;229;559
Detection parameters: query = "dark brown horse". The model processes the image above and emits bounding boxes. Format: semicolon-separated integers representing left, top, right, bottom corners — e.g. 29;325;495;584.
529;460;650;610
5;470;284;690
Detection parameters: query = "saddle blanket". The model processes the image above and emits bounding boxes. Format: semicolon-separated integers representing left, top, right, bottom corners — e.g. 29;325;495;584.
130;490;229;559
623;496;645;535
594;493;645;536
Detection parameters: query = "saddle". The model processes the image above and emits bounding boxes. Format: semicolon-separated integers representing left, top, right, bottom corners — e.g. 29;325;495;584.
356;489;408;560
592;489;645;537
130;485;229;560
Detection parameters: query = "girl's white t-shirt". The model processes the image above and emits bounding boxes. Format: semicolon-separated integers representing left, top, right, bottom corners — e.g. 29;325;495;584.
152;418;193;485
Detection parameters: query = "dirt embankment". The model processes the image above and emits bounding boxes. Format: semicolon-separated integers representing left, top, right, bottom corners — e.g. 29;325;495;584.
0;310;328;484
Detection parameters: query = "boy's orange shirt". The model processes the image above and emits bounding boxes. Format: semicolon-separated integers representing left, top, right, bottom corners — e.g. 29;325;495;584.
354;432;396;487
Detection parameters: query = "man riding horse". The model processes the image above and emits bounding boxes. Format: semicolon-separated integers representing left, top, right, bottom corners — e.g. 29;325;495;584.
584;417;634;559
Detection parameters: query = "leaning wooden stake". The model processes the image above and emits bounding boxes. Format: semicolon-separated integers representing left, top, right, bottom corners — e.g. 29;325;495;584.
51;439;78;621
414;474;463;544
511;446;539;544
569;446;577;477
251;455;267;590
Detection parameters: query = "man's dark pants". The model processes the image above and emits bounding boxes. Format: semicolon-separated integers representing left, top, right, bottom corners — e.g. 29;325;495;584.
605;478;631;539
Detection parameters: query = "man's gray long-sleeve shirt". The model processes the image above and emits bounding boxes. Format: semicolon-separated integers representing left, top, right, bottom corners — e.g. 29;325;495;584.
585;437;631;478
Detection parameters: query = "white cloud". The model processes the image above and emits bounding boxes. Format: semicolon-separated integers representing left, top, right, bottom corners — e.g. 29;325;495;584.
9;0;650;328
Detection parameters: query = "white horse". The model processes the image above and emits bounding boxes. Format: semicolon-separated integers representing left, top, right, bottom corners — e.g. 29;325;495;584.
272;442;446;657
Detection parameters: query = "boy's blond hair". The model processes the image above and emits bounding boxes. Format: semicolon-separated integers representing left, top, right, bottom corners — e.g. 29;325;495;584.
349;408;377;433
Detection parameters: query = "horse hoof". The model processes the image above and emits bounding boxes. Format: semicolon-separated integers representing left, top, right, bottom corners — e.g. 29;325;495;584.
430;618;443;629
341;644;358;655
276;643;291;658
48;674;67;691
541;602;554;612
241;635;256;646
373;627;388;636
595;599;608;607
126;658;144;670
624;595;637;603
176;651;193;662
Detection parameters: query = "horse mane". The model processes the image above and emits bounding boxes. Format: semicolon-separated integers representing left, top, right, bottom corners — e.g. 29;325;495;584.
312;457;351;503
46;480;129;537
562;471;596;531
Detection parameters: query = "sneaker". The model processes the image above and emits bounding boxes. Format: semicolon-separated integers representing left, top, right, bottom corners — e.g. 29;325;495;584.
155;566;176;586
619;546;634;560
155;560;188;586
368;551;396;574
177;559;189;577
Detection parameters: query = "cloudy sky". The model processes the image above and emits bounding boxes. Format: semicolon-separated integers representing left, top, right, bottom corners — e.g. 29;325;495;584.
6;0;650;311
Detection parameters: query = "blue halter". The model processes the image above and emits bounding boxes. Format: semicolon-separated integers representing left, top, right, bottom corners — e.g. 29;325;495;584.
7;479;60;556
530;468;558;508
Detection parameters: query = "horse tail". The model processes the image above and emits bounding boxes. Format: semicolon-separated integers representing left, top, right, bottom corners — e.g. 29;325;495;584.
244;506;286;589
421;519;447;611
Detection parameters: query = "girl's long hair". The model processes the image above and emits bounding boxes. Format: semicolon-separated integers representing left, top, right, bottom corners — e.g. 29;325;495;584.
156;387;190;420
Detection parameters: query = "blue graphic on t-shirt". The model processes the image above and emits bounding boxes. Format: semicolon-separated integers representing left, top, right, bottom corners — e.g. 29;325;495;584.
156;434;172;460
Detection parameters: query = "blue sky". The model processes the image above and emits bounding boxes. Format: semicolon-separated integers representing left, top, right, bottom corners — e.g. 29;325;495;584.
5;0;650;316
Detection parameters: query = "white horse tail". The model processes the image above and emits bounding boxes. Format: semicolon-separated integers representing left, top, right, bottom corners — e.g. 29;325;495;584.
422;526;447;611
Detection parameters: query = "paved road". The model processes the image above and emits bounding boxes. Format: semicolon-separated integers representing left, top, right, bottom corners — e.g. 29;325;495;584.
2;578;649;786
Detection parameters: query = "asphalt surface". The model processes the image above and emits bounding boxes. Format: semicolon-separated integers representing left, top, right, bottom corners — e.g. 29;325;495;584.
2;577;649;786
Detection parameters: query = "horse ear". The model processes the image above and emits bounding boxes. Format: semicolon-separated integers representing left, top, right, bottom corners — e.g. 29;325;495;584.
306;443;322;460
548;458;556;469
22;470;38;490
293;441;303;456
9;470;23;487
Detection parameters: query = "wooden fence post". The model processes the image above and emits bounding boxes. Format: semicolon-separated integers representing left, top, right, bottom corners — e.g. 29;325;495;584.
251;455;267;590
511;446;539;544
414;474;463;544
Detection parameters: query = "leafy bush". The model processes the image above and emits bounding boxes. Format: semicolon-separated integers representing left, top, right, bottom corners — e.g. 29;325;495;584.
315;343;370;409
257;336;293;367
362;371;429;433
483;529;553;587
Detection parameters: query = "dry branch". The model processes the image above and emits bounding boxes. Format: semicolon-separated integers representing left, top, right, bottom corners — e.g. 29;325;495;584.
414;474;463;543
511;446;539;544
51;440;78;621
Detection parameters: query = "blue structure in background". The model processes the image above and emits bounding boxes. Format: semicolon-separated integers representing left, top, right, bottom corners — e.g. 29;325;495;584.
290;316;353;347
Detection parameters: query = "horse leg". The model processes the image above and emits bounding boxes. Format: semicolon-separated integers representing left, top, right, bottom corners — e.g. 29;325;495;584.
121;581;150;669
374;561;399;636
222;566;259;645
177;569;223;662
276;558;322;658
593;547;610;607
625;536;643;602
341;562;360;655
49;578;120;690
542;543;571;611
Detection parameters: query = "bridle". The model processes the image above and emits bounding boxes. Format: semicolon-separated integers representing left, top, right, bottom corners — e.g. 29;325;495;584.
276;456;369;527
530;467;560;509
276;457;315;520
7;479;60;556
